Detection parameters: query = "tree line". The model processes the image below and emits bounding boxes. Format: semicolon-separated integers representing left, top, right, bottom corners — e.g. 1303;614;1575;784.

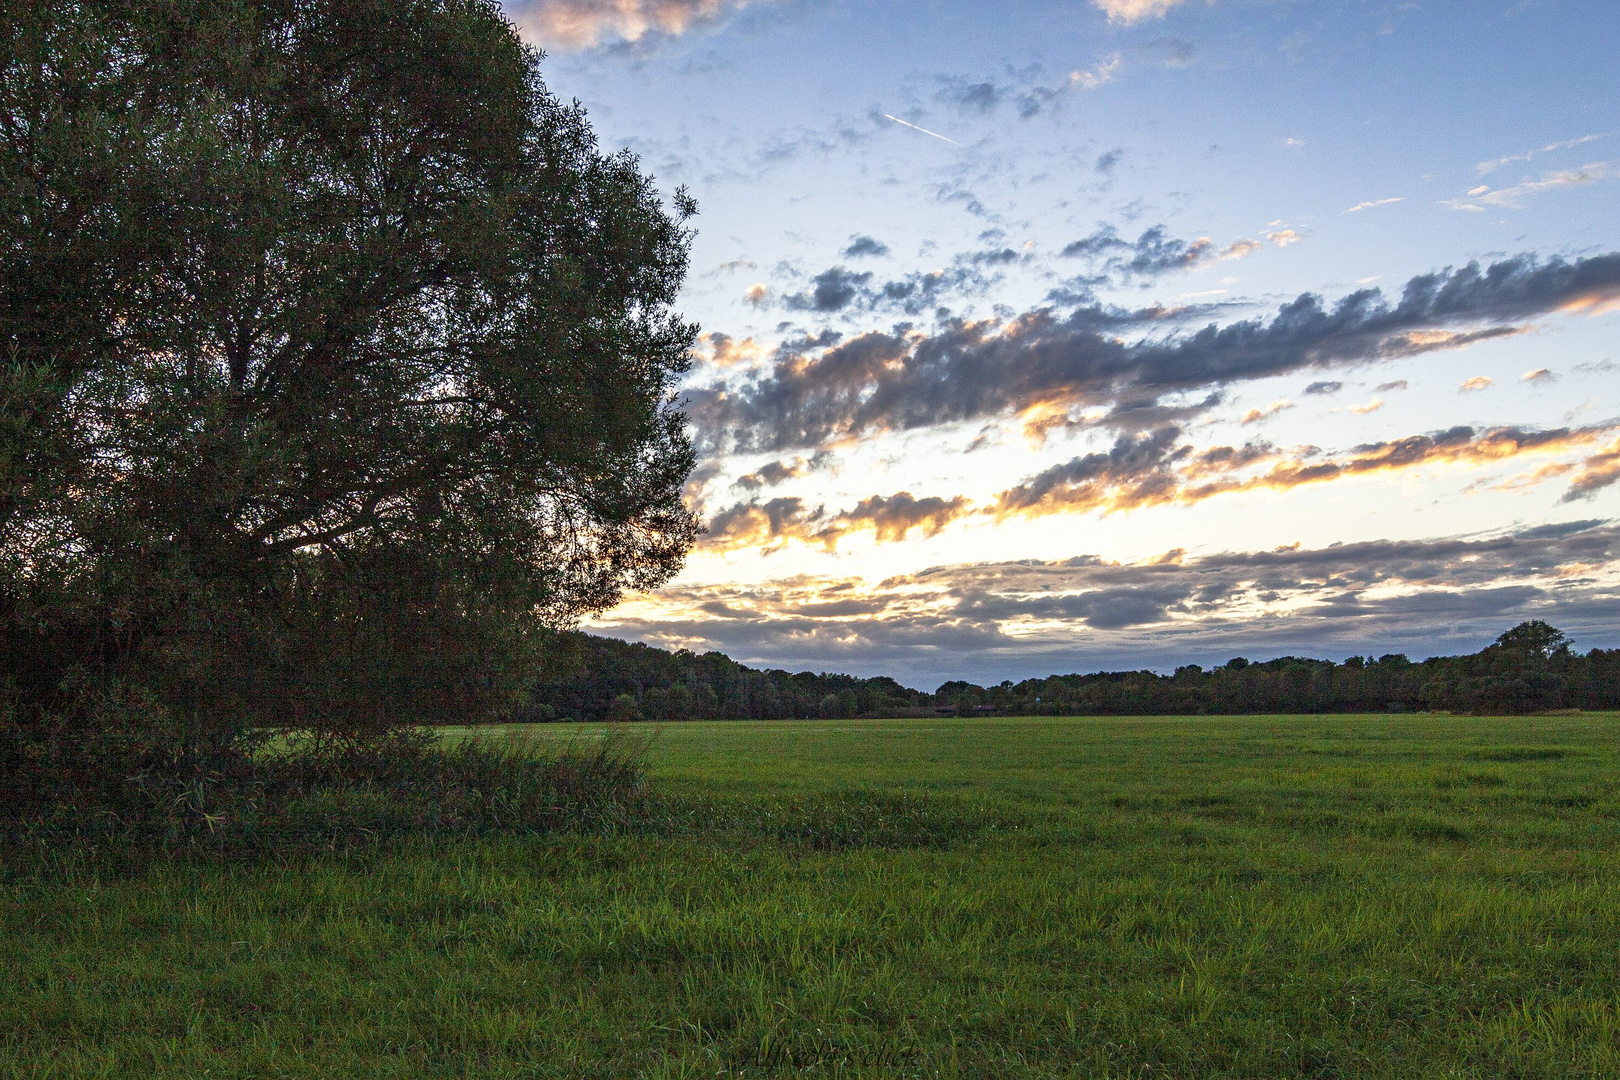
523;621;1620;721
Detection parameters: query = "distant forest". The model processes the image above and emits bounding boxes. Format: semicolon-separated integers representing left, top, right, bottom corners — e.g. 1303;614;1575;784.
520;621;1619;721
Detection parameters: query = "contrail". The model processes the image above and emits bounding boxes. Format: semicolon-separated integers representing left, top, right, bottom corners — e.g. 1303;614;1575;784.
883;113;962;147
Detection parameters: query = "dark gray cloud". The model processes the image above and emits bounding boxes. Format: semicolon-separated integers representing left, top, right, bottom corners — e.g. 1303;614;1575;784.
1095;149;1124;175
1060;224;1261;282
932;68;1081;121
730;450;835;491
841;235;890;259
1304;380;1343;395
1135;36;1196;68
688;252;1620;454
599;520;1620;687
937;79;1002;114
782;267;873;312
777;253;1006;316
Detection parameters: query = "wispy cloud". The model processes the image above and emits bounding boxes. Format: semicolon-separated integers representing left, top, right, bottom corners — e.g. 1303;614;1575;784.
1448;161;1620;211
1476;134;1604;175
1070;52;1125;89
1460;376;1493;392
505;0;760;48
1240;400;1293;425
1344;197;1404;214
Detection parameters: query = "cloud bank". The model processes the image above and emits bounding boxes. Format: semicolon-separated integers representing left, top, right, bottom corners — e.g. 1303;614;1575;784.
599;520;1620;686
688;252;1620;454
695;421;1618;554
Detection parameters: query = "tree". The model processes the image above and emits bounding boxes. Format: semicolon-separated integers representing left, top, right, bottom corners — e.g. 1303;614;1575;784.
1487;621;1573;662
0;0;698;792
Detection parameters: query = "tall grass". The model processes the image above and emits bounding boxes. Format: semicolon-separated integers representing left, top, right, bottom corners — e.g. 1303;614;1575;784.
3;727;653;868
6;713;1620;1077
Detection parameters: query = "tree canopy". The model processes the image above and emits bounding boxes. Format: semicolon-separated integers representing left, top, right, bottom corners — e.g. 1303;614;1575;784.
1;0;698;783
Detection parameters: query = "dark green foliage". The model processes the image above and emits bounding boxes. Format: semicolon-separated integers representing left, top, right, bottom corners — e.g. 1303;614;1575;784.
0;0;696;817
5;728;652;863
520;632;935;721
528;622;1620;721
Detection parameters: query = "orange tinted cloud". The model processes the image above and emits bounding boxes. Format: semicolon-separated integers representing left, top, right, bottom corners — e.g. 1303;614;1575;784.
513;0;756;48
700;491;975;552
1564;437;1620;500
996;423;1619;520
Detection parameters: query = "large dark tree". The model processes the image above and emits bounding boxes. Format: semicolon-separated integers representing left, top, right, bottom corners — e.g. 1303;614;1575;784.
0;0;698;785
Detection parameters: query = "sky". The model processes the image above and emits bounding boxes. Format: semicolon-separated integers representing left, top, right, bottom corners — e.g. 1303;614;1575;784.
502;0;1620;689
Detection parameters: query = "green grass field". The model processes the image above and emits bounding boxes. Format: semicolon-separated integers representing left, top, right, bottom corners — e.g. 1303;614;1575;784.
6;713;1620;1078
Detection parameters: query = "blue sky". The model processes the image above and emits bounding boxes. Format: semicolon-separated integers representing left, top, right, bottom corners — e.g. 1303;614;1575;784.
505;0;1620;688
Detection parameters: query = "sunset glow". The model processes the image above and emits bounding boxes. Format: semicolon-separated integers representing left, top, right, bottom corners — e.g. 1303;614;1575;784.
512;0;1620;685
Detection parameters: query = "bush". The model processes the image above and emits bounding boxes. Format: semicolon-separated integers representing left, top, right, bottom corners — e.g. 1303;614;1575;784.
1;728;652;863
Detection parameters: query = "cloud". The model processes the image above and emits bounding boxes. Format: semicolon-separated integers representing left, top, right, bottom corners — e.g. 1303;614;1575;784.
701;491;975;551
1348;398;1384;415
745;283;768;305
992;422;1620;521
1521;367;1557;383
1135;36;1196;68
1450;161;1620;211
934;56;1124;123
841;235;891;259
775;252;1006;317
1069;52;1125;90
935;79;1002;114
783;267;874;313
1344;197;1404;214
599;520;1620;685
1266;229;1303;246
1095;149;1124;175
1459;376;1493;392
1241;400;1293;425
1476;134;1604;175
1094;0;1194;24
1376;379;1409;392
731;454;831;491
688;251;1620;456
506;0;758;48
694;332;764;369
1060;224;1262;282
1303;381;1343;396
1563;437;1620;501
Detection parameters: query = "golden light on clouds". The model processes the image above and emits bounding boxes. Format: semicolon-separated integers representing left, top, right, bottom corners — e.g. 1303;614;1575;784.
512;0;757;48
1092;0;1195;24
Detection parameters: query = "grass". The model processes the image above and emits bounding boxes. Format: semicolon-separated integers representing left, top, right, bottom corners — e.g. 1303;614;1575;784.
5;712;1620;1077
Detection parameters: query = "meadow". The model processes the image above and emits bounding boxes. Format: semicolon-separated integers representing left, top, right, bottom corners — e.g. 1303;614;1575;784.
5;712;1620;1078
